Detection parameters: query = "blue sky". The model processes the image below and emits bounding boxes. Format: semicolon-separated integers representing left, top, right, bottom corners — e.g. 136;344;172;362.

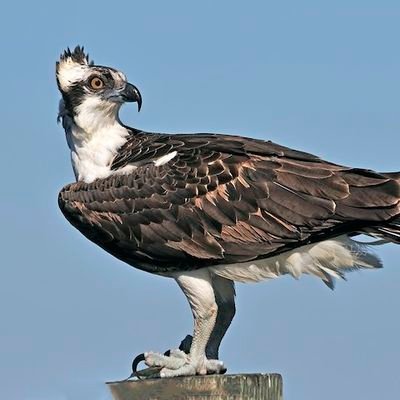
1;1;400;399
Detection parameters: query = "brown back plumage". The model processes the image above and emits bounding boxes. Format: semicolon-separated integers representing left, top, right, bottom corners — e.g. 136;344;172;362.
59;132;400;274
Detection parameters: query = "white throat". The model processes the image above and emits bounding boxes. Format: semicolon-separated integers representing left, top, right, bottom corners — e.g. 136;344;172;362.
60;98;134;183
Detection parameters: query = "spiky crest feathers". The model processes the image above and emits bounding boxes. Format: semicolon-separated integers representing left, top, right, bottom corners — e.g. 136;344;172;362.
58;45;93;67
56;46;94;92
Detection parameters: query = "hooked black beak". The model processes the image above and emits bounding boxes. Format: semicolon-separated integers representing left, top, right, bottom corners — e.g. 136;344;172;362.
121;83;142;111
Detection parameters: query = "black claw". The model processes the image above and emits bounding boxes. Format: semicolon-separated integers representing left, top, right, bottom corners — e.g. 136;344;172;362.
179;334;193;354
128;335;193;381
206;367;227;376
162;334;192;357
131;353;146;375
128;353;163;380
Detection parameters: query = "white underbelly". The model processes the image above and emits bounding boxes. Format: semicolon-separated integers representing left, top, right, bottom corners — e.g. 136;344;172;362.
208;235;382;287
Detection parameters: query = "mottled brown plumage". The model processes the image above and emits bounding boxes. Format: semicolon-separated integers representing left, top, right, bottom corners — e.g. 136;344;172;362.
58;131;400;275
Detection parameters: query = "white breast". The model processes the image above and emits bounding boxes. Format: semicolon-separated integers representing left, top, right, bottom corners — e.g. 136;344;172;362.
67;121;135;183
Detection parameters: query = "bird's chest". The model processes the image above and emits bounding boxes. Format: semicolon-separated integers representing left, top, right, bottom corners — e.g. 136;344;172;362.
67;124;135;183
70;150;113;183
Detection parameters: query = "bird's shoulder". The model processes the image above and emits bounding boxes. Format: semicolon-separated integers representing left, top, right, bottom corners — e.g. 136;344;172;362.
57;130;353;227
110;129;324;171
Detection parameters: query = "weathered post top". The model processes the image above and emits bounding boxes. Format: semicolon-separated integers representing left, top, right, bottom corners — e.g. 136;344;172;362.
107;373;283;400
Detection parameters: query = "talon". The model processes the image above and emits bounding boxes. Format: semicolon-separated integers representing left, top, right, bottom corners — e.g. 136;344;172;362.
179;335;193;354
162;334;191;358
131;353;146;375
204;359;227;375
163;334;192;357
128;347;225;378
129;353;163;380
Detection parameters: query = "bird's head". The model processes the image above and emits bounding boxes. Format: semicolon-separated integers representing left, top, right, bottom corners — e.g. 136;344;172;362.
56;46;142;132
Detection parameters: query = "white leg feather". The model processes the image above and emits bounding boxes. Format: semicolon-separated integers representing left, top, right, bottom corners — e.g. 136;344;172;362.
144;268;223;377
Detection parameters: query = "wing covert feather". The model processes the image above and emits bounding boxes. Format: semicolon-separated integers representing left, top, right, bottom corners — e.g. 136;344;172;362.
59;133;400;273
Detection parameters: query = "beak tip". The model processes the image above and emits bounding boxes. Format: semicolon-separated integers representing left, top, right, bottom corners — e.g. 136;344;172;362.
122;83;142;111
134;88;142;112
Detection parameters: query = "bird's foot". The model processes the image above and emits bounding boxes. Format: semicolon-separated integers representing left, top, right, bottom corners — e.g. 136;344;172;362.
144;350;226;378
130;349;226;379
128;335;226;379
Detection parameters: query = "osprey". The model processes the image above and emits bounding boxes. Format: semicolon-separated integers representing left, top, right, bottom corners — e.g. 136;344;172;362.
57;46;400;378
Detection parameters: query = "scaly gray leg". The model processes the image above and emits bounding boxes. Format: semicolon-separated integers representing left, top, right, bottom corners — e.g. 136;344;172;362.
174;276;235;361
143;268;225;377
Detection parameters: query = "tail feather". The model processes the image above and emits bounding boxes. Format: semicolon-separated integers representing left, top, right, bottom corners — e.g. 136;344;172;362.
377;220;400;244
373;221;400;244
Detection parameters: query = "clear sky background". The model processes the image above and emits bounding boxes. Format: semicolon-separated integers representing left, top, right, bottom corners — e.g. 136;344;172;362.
1;1;399;399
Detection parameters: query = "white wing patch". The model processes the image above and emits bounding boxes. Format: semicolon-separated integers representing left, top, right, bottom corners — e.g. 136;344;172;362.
154;151;178;166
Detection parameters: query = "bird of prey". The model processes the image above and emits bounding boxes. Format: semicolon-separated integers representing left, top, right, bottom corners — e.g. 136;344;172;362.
57;46;400;378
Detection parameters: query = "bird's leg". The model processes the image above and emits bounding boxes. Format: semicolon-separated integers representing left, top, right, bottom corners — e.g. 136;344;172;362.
206;276;236;363
143;268;223;377
169;276;235;371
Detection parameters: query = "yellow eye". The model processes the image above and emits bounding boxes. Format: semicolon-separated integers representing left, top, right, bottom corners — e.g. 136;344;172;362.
89;76;104;90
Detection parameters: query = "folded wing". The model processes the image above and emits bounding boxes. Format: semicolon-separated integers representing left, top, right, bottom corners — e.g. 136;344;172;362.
59;134;400;274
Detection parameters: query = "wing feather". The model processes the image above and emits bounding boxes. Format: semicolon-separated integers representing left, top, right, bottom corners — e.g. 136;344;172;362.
59;133;400;274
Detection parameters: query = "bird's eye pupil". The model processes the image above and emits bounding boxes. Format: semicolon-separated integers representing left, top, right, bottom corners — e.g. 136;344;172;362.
90;77;104;90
